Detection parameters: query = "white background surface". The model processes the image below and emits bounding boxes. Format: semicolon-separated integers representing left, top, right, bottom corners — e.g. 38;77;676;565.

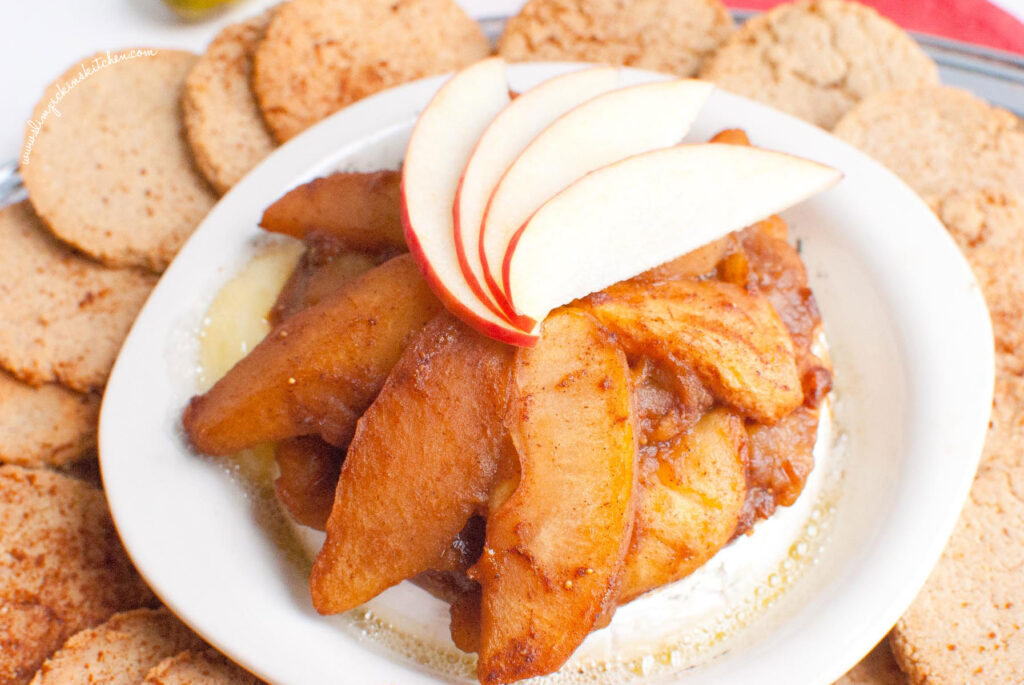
1;0;1022;163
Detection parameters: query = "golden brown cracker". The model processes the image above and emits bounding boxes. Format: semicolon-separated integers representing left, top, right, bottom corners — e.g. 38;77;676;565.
252;0;491;142
0;466;155;684
700;0;939;128
934;189;1024;377
184;13;278;195
0;370;98;469
498;0;734;77
0;201;156;392
144;649;261;685
892;465;1024;684
985;373;1024;472
21;49;217;271
30;608;202;685
833;86;1024;203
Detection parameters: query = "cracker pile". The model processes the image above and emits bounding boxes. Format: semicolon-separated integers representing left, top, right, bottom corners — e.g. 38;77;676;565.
2;0;1021;682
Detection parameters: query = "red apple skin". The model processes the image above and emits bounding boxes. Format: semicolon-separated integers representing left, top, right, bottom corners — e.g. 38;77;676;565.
453;174;516;321
479;223;535;331
400;185;538;348
500;223;539;332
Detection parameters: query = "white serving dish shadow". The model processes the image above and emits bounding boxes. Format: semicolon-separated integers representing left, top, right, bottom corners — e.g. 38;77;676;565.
100;63;993;685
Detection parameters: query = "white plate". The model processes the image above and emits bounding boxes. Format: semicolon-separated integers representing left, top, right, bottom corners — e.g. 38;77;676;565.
100;63;993;685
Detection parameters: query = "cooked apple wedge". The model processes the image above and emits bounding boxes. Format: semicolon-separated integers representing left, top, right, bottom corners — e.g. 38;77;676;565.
480;79;714;316
401;57;538;346
503;144;842;328
274;436;346;531
619;408;747;602
310;313;513;614
259;170;406;254
270;247;377;325
473;308;637;685
182;254;441;454
585;279;802;423
455;66;620;317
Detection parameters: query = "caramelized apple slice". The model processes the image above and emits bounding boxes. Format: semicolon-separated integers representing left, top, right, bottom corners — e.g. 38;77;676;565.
270;245;377;325
182;255;441;454
259;170;406;253
451;586;482;654
585;279;802;423
473;308;637;685
619;408;747;602
635;235;731;283
310;314;512;614
274;436;346;531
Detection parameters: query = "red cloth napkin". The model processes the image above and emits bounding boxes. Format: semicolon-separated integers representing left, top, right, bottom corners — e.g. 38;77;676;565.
729;0;1024;54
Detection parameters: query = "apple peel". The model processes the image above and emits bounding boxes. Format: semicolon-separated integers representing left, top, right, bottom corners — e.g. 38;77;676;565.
401;57;538;346
504;143;842;329
479;78;715;317
454;66;621;320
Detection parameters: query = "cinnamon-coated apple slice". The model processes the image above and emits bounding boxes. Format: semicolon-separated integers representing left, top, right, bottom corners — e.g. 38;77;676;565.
182;254;441;454
473;308;637;684
504;143;842;329
479;78;714;319
618;408;747;603
454;66;620;317
310;313;512;614
585;278;803;423
401;57;538;346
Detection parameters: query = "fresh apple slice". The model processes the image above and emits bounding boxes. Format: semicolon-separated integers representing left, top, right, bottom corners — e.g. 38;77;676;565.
401;57;537;346
504;143;842;328
454;66;620;317
479;78;714;318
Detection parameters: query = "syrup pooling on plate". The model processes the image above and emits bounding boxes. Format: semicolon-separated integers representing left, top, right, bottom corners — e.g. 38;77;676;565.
198;240;304;392
196;239;311;572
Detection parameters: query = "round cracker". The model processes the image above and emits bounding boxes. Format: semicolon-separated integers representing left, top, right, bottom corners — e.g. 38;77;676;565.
0;201;156;392
699;0;939;128
498;0;733;77
984;373;1024;472
0;466;155;684
252;0;491;142
144;649;261;685
0;370;98;469
933;189;1024;377
834;637;907;684
21;49;217;271
30;608;203;685
833;86;1024;204
892;464;1024;683
184;13;278;195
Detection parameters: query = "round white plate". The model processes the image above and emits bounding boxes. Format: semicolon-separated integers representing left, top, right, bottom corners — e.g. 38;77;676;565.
100;63;993;685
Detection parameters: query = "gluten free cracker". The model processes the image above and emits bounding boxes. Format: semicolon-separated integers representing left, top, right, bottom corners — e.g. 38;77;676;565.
252;0;491;142
184;13;278;195
498;0;734;77
21;49;217;271
892;465;1024;684
699;0;939;128
0;201;156;392
143;649;262;685
29;608;203;685
0;466;155;685
0;370;98;469
833;86;1024;203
